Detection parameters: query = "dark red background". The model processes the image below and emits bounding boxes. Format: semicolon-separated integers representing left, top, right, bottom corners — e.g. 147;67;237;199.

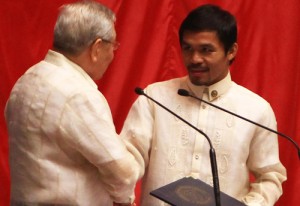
1;0;299;205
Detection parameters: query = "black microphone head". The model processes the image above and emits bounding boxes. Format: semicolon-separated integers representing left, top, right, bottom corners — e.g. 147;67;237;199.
178;89;190;97
135;87;145;95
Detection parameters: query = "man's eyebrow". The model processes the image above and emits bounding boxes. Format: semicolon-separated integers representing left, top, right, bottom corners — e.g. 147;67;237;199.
182;41;214;48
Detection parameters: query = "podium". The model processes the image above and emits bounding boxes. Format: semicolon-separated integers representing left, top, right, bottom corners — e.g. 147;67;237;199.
150;177;246;206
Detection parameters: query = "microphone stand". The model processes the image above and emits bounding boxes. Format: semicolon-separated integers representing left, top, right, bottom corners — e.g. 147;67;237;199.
135;87;221;206
178;89;300;159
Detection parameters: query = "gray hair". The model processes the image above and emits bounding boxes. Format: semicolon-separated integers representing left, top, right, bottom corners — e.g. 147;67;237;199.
53;0;116;55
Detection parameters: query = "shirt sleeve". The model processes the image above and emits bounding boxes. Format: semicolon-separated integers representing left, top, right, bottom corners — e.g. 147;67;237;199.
58;89;143;203
242;104;287;206
120;94;154;171
242;163;286;206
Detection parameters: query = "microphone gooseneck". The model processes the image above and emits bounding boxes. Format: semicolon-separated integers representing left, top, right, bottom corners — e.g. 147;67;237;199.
178;88;300;160
135;87;221;206
136;87;213;148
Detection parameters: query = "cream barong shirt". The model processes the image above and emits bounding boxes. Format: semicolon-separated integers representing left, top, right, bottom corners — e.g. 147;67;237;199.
5;50;143;206
121;73;286;206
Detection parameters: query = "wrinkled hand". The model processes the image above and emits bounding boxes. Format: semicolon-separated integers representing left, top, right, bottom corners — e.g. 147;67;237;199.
113;202;136;206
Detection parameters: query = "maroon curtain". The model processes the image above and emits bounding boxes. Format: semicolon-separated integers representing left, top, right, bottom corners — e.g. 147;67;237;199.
1;0;299;205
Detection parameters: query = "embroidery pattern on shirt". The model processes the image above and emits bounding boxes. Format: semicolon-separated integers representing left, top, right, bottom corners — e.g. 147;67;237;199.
213;130;222;149
226;115;235;127
168;147;177;167
181;127;189;146
218;153;229;174
212;129;230;175
174;104;182;122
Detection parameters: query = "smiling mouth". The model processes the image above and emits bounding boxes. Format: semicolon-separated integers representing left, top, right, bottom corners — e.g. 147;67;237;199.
190;69;208;74
188;64;208;71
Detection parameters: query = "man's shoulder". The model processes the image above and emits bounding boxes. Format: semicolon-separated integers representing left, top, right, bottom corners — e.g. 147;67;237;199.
231;82;271;109
146;76;187;92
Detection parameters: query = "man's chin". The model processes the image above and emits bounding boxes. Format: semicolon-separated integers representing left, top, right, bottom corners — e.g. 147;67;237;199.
189;76;207;86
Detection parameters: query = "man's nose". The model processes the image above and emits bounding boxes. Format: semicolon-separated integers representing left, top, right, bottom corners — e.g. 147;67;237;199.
191;51;204;64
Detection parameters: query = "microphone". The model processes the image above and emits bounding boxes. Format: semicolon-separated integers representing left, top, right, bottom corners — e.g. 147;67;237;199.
178;88;300;159
135;87;221;206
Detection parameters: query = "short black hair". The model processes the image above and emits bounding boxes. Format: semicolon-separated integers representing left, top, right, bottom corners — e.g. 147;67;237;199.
179;4;237;53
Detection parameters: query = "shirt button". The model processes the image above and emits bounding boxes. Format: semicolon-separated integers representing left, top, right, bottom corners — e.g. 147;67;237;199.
202;104;206;109
211;90;218;98
195;155;199;159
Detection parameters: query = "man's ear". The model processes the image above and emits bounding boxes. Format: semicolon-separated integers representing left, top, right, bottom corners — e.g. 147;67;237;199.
90;38;102;62
227;42;238;62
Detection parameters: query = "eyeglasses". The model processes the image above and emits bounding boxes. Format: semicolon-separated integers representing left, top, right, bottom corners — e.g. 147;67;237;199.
101;39;120;51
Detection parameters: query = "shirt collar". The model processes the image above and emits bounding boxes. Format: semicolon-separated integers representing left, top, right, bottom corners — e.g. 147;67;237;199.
44;50;97;89
186;72;232;102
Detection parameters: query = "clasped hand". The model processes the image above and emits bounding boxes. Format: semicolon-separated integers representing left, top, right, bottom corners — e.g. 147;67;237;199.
113;202;136;206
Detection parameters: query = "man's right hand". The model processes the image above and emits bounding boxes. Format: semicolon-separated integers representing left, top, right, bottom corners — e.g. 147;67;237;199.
113;202;136;206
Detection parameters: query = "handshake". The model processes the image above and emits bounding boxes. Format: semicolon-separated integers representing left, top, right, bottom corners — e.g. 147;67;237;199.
113;202;136;206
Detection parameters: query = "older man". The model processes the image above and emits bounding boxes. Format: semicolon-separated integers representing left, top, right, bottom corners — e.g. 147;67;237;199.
5;1;142;205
